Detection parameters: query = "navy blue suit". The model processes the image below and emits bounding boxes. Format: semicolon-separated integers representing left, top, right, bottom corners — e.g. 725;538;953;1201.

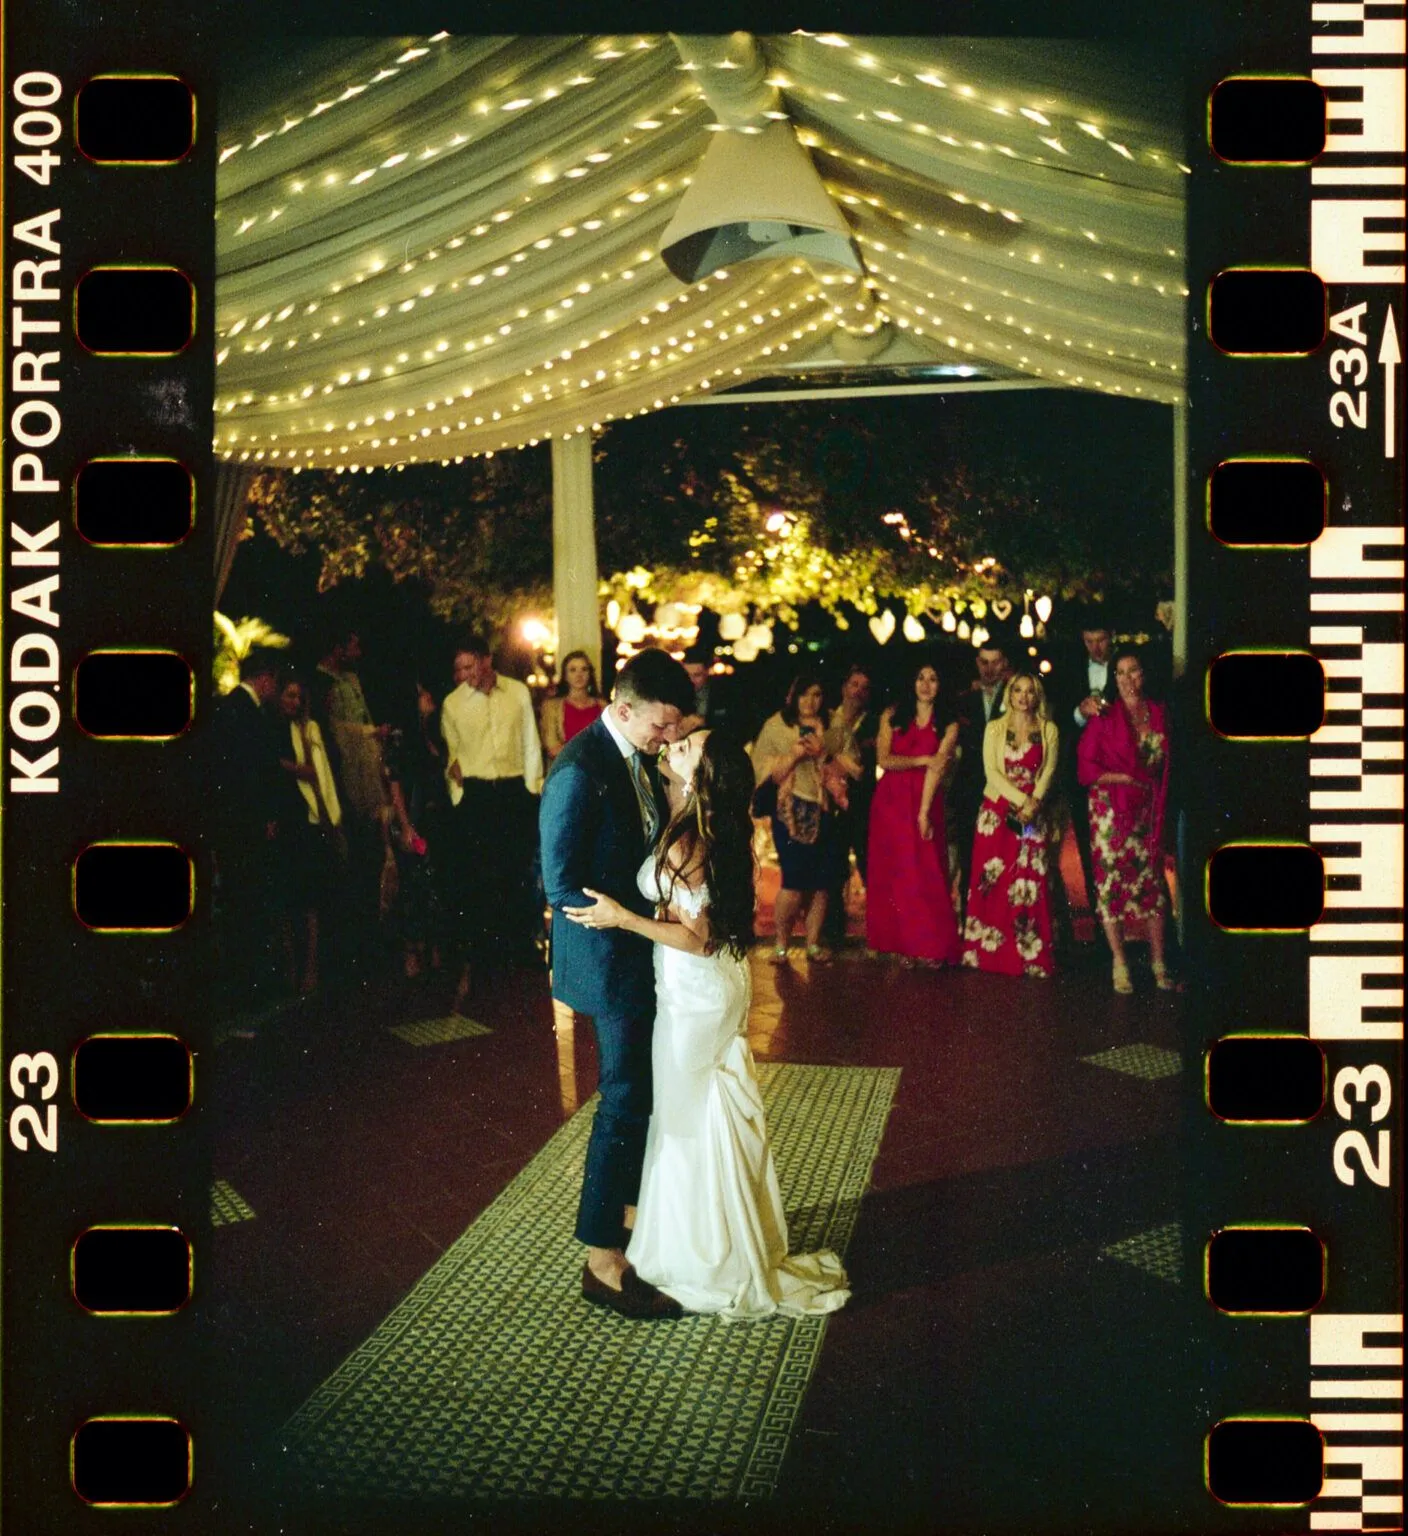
540;716;665;1248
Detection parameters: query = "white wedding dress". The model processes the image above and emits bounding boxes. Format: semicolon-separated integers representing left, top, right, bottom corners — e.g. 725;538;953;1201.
625;859;851;1320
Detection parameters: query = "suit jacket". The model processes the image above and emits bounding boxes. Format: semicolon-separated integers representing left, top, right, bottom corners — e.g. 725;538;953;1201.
693;674;738;734
539;715;666;1017
951;685;1004;817
1053;652;1113;788
210;686;295;857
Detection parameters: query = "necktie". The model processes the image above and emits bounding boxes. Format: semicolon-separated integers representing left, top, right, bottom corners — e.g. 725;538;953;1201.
629;751;660;845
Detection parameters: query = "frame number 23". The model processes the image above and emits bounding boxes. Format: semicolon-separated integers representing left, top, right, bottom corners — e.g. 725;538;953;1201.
8;1051;59;1153
1331;1063;1391;1189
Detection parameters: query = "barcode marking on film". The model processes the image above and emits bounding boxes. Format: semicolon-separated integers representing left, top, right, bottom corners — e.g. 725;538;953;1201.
1310;1316;1405;1530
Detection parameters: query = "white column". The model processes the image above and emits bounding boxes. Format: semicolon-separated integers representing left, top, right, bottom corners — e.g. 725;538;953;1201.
551;432;601;679
1172;397;1188;679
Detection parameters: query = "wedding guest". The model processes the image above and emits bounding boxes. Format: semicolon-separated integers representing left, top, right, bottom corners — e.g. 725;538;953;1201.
751;674;856;965
820;662;878;948
540;650;604;762
1056;618;1114;923
385;678;451;980
275;673;347;995
682;647;736;734
1076;647;1175;993
867;660;961;966
441;635;545;997
211;648;291;1008
958;672;1060;977
948;643;1012;904
314;626;393;964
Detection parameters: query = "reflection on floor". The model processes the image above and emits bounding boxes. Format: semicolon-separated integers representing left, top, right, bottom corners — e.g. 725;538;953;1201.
210;884;1199;1533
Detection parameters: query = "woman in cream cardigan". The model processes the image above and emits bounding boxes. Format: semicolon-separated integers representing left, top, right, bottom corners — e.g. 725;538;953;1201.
924;672;1059;977
751;673;858;964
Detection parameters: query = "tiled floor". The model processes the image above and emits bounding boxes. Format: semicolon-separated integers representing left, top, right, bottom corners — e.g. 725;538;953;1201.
209;865;1205;1533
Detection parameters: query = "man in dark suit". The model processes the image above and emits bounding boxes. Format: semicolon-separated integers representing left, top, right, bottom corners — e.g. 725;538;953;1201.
539;648;696;1320
682;649;736;735
948;642;1011;904
1053;618;1114;925
211;648;296;1009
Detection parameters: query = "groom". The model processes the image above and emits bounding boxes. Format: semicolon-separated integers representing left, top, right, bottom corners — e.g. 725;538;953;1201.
539;648;697;1320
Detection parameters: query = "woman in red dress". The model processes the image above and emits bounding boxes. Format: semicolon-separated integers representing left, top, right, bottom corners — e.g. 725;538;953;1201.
1076;648;1174;993
956;673;1060;977
539;650;604;761
865;660;961;966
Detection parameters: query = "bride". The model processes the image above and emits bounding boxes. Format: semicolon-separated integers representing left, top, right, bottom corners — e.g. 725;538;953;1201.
564;728;850;1321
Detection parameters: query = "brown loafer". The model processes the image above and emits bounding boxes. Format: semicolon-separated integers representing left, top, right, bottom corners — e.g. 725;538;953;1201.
581;1263;683;1321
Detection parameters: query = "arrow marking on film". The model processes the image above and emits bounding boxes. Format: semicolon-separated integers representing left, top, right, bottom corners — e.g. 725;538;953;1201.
1379;305;1401;461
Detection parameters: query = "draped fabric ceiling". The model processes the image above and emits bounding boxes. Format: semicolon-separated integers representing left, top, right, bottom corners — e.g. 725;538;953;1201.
215;31;1187;472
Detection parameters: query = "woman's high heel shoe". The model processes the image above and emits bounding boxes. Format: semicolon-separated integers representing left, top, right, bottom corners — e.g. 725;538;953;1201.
1151;959;1178;991
1112;959;1134;995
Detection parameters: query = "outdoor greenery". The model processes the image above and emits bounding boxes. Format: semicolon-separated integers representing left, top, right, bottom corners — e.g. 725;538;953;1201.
243;400;1170;637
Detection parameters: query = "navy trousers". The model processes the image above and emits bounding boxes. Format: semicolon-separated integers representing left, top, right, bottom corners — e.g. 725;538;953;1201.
575;1002;654;1249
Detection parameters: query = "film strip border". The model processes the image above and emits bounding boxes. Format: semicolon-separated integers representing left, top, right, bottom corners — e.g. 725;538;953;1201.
1191;2;1405;1530
2;4;213;1525
0;5;1403;1534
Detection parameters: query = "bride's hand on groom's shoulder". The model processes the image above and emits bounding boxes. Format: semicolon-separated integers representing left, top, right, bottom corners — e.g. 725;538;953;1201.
563;887;628;931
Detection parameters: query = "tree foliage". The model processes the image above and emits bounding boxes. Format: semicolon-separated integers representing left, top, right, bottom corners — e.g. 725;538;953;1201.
247;455;554;632
243;397;1169;633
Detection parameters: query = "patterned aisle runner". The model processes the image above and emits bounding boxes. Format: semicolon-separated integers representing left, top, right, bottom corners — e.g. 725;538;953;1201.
280;1064;899;1502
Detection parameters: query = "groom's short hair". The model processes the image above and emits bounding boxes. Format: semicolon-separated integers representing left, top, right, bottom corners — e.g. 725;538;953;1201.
613;649;695;713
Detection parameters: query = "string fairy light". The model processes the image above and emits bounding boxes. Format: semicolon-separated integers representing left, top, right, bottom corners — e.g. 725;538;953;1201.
216;31;1187;465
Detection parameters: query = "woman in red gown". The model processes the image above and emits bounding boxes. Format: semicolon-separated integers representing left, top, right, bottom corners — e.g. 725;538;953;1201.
539;650;604;761
865;660;961;966
956;672;1060;977
1076;648;1174;993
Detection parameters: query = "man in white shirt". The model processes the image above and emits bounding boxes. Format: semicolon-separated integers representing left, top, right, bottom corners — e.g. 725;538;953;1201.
441;636;546;989
1071;626;1113;730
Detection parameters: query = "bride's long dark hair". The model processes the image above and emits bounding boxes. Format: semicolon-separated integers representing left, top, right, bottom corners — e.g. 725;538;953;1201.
653;730;757;959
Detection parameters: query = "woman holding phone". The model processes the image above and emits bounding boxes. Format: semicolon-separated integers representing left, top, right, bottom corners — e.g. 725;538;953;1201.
751;674;856;964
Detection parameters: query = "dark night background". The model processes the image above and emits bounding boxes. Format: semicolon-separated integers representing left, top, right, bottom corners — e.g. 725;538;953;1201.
222;385;1176;731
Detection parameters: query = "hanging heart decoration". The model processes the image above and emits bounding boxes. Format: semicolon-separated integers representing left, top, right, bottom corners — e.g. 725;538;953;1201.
992;598;1013;621
868;610;896;644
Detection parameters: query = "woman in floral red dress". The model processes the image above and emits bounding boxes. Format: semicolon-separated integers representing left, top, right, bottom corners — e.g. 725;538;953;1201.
952;673;1060;977
1076;648;1174;994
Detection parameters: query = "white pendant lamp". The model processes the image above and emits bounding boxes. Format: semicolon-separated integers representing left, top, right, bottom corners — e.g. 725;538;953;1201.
659;119;862;284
